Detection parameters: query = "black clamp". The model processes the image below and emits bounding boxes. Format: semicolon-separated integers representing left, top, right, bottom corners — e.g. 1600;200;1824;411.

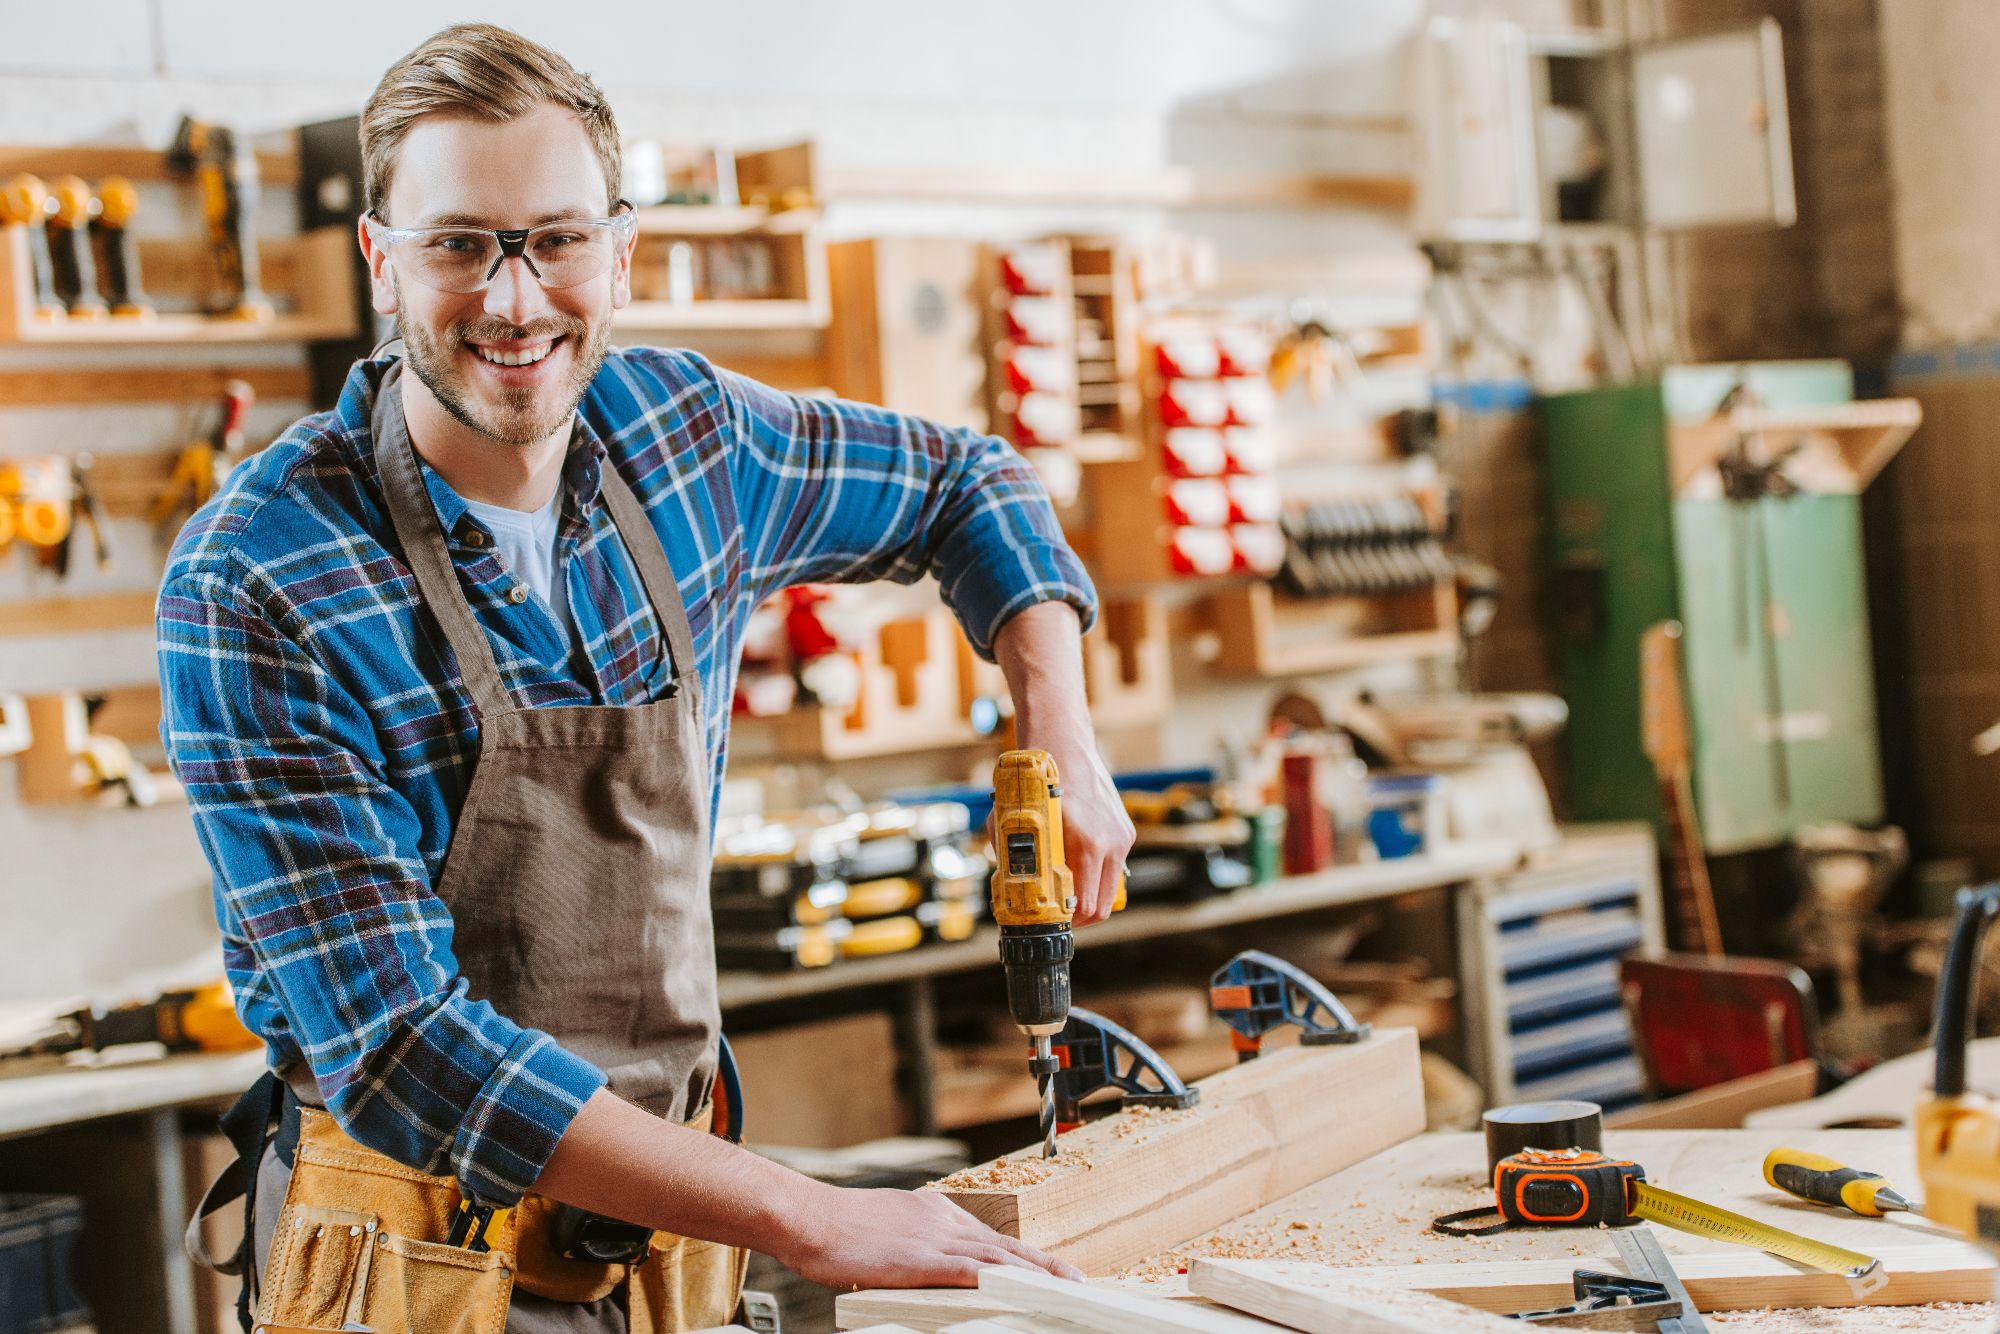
1506;1270;1680;1327
1050;1007;1200;1131
1209;949;1371;1061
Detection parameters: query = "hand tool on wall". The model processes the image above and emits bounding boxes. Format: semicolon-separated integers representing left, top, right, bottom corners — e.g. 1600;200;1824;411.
1764;1147;1917;1217
167;115;272;320
0;455;74;554
89;175;152;318
992;749;1125;1159
1208;949;1370;1062
2;981;259;1060
153;377;254;530
43;175;106;319
1640;620;1724;956
2;173;65;322
1046;1006;1199;1135
54;452;113;577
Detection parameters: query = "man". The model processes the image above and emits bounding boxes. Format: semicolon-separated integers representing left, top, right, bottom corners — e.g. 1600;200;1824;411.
161;23;1132;1334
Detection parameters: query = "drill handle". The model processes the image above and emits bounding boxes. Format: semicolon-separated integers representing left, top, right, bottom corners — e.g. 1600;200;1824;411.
1935;884;2000;1098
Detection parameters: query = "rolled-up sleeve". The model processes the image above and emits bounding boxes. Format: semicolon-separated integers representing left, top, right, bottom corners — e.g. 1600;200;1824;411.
720;369;1097;658
158;570;605;1204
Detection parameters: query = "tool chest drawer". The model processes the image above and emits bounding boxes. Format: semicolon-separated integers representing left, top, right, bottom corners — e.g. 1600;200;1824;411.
1456;824;1665;1109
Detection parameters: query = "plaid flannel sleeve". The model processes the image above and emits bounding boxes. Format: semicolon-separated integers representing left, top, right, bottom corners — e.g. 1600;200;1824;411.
718;368;1098;657
157;569;606;1205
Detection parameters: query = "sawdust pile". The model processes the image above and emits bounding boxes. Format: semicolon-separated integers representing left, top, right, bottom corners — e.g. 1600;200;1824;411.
926;1151;1095;1192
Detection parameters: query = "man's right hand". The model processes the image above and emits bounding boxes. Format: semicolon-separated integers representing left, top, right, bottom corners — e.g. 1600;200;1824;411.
533;1088;1083;1289
776;1181;1083;1289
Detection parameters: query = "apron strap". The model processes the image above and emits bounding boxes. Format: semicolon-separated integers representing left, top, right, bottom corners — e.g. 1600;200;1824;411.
596;462;696;684
373;361;514;721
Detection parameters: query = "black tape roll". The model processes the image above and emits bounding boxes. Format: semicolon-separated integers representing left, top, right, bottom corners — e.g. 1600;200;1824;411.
1482;1100;1604;1181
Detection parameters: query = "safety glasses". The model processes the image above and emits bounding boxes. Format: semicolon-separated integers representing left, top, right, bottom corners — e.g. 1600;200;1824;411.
365;208;637;294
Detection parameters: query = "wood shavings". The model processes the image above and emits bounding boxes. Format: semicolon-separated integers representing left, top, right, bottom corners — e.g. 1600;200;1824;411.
1707;1303;1992;1333
926;1150;1094;1191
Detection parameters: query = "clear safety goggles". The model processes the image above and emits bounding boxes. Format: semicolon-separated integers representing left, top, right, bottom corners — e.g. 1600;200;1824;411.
365;207;637;294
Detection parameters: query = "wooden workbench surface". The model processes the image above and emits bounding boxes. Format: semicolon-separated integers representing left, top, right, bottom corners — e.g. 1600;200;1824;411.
1119;1127;1975;1278
0;1047;264;1139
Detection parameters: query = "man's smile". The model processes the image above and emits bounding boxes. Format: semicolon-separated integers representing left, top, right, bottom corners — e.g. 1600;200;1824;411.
469;336;563;369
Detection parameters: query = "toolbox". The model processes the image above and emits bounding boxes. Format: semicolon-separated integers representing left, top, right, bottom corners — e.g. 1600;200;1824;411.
0;1194;89;1334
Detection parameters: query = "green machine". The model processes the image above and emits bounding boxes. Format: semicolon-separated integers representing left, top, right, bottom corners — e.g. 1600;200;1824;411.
1542;361;1883;853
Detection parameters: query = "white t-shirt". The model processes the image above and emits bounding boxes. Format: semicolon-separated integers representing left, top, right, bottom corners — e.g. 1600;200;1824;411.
462;485;576;653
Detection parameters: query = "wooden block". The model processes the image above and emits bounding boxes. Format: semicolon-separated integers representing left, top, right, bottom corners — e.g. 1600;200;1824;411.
0;591;156;638
1190;1258;1520;1334
838;1288;1017;1333
979;1266;1285;1334
772;608;1005;760
729;1012;904;1148
1340;1247;1994;1314
930;1030;1425;1276
1604;1060;1820;1131
826;237;988;432
1206;582;1459;678
1082;596;1172;732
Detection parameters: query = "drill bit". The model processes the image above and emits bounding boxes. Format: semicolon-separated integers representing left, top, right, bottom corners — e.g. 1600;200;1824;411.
1033;1033;1058;1158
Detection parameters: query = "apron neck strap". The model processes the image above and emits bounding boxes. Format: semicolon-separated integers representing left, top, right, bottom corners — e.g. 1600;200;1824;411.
375;362;514;719
594;462;695;684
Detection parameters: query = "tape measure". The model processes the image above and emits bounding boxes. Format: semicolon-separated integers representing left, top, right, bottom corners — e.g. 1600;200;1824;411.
1434;1147;1888;1298
1629;1181;1886;1297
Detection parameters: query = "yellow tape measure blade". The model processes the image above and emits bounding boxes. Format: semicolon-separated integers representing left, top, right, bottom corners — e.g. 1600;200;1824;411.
1631;1182;1887;1298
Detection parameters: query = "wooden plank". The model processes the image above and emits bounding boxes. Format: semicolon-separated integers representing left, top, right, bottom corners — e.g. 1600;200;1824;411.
978;1267;1284;1334
1129;1129;1991;1307
1605;1060;1821;1131
0;365;309;406
929;1030;1425;1276
0;144;298;186
0;591;155;637
820;166;1411;211
839;1289;1015;1333
1191;1258;1518;1334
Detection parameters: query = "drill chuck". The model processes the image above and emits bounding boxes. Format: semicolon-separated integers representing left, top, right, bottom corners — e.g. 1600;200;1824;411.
1000;923;1074;1034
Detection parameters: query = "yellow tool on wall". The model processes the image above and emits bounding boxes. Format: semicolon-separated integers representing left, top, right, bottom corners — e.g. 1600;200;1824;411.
154;377;255;532
1916;882;2000;1283
2;981;259;1060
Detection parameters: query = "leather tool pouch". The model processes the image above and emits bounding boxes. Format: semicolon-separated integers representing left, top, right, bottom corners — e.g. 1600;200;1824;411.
260;1109;512;1334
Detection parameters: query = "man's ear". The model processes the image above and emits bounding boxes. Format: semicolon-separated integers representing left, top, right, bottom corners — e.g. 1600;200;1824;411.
357;215;399;316
610;220;635;311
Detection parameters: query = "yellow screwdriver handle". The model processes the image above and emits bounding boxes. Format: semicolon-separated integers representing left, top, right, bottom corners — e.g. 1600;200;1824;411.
1764;1147;1895;1217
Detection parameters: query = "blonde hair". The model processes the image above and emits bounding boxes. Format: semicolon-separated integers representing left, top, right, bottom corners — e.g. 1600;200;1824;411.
361;23;621;221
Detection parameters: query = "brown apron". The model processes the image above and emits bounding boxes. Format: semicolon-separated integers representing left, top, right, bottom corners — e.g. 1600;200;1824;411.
245;361;741;1333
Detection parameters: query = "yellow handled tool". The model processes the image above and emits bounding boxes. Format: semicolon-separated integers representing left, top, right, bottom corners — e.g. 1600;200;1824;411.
1764;1147;1918;1217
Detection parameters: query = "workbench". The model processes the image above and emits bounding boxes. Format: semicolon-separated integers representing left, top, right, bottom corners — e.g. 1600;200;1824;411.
842;1128;1996;1332
0;1048;265;1334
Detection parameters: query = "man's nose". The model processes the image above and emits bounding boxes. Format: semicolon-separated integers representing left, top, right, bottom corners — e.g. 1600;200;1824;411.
483;254;550;327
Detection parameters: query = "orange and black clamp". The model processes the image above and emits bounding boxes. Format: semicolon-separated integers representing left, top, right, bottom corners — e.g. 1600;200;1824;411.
1047;1006;1199;1134
1209;949;1370;1062
1764;1148;1918;1217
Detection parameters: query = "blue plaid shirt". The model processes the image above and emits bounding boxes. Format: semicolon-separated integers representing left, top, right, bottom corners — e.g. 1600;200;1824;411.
158;350;1093;1203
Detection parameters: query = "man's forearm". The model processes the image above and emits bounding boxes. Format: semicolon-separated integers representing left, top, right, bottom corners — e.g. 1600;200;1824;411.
991;601;1135;922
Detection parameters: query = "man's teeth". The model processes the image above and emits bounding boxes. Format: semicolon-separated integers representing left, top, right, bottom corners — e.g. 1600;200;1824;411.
474;342;554;367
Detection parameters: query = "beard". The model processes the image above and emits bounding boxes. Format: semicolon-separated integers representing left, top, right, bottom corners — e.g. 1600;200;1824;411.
395;275;611;446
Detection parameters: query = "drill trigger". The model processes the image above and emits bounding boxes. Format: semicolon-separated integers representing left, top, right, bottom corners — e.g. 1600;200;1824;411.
1209;949;1371;1061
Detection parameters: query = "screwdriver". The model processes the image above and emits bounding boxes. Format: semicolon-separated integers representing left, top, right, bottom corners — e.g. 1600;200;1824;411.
1763;1147;1919;1216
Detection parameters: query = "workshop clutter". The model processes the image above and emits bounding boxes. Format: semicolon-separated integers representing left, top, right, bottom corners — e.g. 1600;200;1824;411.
8;689;178;807
710;801;988;970
0;1194;89;1334
1;172;151;324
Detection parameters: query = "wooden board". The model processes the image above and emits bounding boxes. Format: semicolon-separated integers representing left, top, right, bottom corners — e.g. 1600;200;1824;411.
1605;1060;1820;1130
929;1029;1425;1276
1127;1128;1992;1308
978;1267;1284;1334
0;365;309;406
1192;1258;1518;1334
0;143;298;185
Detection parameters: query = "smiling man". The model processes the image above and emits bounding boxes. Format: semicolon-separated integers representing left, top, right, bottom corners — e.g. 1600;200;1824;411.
160;23;1131;1334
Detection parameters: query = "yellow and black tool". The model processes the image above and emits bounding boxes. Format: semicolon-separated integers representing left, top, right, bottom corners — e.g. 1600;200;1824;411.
1765;1147;1917;1217
1;173;64;322
44;176;106;320
991;750;1124;1159
1917;882;2000;1254
166;115;272;320
90;175;152;319
153;377;254;530
2;981;260;1059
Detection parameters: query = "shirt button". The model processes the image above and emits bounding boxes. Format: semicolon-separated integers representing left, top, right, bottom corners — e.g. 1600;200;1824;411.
465;531;485;547
507;586;529;605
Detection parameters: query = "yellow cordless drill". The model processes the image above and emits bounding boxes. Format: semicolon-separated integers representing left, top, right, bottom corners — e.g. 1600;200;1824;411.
1917;882;2000;1273
992;750;1122;1158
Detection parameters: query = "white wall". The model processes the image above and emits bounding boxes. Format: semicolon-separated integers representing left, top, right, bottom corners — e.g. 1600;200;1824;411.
1879;0;2000;347
0;0;1480;1002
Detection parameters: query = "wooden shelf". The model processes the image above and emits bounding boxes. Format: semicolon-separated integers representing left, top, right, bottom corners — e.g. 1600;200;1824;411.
0;142;296;187
1667;397;1923;494
1206;580;1460;677
631;205;821;236
713;837;1520;1010
1;224;357;345
1;592;156;639
820;165;1412;211
615;298;828;331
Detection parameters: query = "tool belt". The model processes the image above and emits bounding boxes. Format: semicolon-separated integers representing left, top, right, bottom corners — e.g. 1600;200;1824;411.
191;1072;745;1334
